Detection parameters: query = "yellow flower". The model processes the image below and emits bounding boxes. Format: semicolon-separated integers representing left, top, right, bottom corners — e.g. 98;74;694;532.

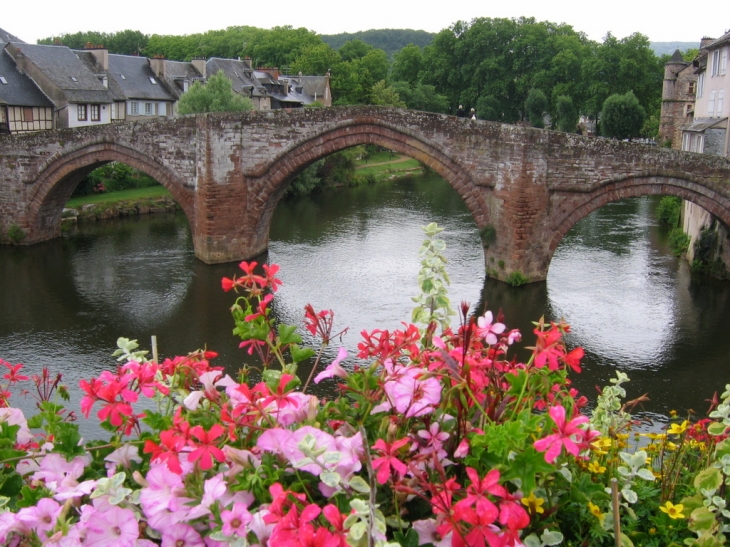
669;409;678;417
521;492;545;514
665;441;678;452
588;501;604;521
660;501;685;519
646;432;667;441
668;421;689;436
588;461;606;474
591;437;612;454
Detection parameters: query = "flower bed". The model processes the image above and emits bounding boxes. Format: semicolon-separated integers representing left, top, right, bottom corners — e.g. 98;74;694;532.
1;224;729;547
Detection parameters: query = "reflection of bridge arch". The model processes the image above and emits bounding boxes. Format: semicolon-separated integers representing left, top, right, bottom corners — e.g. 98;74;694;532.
546;173;730;269
249;118;487;249
27;142;194;243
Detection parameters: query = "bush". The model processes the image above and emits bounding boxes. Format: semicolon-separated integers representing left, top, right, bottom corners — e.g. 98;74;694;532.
656;196;682;227
601;91;646;140
506;270;529;286
668;227;691;256
6;224;26;244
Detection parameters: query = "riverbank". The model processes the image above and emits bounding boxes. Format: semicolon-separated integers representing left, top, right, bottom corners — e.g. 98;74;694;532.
63;186;178;224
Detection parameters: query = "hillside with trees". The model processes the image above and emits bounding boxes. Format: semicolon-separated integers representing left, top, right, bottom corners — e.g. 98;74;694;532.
320;29;434;57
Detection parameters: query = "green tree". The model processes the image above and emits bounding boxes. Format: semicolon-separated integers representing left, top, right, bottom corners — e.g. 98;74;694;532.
476;96;503;121
177;71;254;114
525;89;548;128
391;44;423;85
338;39;374;61
291;43;341;75
392;82;449;113
369;81;406;107
555;95;578;132
600;91;646;139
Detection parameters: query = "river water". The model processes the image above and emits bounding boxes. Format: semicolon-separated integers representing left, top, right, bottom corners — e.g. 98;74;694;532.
2;173;730;437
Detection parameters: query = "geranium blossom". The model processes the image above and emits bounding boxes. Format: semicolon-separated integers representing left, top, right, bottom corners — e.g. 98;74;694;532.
533;404;594;463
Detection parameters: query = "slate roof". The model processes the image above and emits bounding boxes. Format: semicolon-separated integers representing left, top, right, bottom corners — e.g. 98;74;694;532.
74;50;126;102
207;58;268;98
668;49;687;64
0;48;53;107
156;60;203;100
0;28;24;44
7;43;112;103
107;54;176;101
708;30;730;50
684;117;728;132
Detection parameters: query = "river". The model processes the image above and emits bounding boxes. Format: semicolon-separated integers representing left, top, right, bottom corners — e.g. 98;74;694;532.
2;173;729;438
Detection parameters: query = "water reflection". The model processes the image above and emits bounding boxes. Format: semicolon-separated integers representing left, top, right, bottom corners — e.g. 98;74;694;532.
2;176;730;439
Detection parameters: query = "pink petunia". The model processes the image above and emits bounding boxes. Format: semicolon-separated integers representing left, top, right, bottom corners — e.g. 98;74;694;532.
221;502;253;536
314;347;349;384
533;404;591;463
84;506;139;547
161;523;205;547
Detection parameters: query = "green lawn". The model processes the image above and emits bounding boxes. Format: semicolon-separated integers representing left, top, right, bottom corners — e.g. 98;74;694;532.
356;158;422;177
66;186;171;208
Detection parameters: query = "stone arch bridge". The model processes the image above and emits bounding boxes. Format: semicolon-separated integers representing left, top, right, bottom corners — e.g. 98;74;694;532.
2;106;730;283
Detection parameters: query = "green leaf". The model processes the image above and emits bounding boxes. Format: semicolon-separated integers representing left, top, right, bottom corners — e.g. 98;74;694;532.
0;473;23;498
347;476;370;494
290;344;315;364
278;324;302;346
541;530;564;546
16;484;52;508
694;467;723;492
394;529;419;547
501;446;555;494
53;422;85;459
141;411;172;431
708;422;727;436
688;506;716;534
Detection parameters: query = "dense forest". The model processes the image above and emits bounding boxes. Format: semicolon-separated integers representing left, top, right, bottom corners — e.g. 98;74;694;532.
320;29;435;57
39;18;680;137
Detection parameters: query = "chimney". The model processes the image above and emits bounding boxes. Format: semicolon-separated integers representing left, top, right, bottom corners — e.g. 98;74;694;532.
149;55;165;79
700;36;716;50
85;43;108;71
191;58;206;79
257;67;280;80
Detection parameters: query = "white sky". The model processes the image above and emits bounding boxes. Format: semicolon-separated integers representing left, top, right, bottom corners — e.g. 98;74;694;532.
4;0;729;46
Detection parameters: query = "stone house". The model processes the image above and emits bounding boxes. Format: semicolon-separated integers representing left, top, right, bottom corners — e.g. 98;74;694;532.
0;42;54;134
659;49;699;147
148;57;204;117
682;30;730;157
3;42;114;129
77;48;177;122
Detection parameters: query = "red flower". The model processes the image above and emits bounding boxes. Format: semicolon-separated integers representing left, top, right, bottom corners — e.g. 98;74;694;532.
533;404;591;463
1;360;29;383
143;429;187;474
188;424;226;470
454;468;505;516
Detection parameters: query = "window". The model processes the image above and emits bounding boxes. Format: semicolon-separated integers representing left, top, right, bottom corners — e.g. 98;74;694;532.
149;77;157;85
130;101;139;116
712;50;720;76
0;76;7;84
77;104;87;121
690;134;704;153
686;104;693;115
22;107;33;122
722;48;728;76
90;104;100;121
708;90;716;116
688;81;696;94
717;90;725;117
698;72;705;97
144;102;152;116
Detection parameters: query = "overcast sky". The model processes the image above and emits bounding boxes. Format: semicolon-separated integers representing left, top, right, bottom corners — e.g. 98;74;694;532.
4;0;729;46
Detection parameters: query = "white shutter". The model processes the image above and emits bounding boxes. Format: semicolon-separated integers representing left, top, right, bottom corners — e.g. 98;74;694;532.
158;102;166;116
721;48;728;75
717;90;725;117
708;90;716;116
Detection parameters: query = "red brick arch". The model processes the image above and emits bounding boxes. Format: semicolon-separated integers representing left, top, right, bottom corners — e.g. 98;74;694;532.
546;174;730;266
247;118;489;242
26;142;195;241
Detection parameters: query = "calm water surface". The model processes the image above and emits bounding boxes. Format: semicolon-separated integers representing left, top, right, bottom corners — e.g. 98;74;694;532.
2;174;729;437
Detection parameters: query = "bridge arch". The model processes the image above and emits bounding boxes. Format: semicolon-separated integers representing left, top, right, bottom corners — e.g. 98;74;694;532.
247;117;489;249
545;173;730;274
26;142;195;243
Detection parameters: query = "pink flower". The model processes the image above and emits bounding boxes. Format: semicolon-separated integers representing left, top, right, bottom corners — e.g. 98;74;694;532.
161;523;205;547
416;422;449;458
533;404;590;463
314;347;349;384
105;443;142;474
476;311;506;345
413;519;452;547
188;424;226;470
17;497;62;538
371;438;409;484
221;502;252;536
85;506;139;547
372;361;441;418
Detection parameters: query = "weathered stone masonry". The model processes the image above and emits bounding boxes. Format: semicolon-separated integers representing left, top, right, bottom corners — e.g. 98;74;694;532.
2;106;730;283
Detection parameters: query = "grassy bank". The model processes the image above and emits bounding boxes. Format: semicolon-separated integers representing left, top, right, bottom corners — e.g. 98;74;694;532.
66;185;171;208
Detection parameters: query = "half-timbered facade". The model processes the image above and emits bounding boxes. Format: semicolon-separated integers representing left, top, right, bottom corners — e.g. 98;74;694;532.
0;44;54;134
